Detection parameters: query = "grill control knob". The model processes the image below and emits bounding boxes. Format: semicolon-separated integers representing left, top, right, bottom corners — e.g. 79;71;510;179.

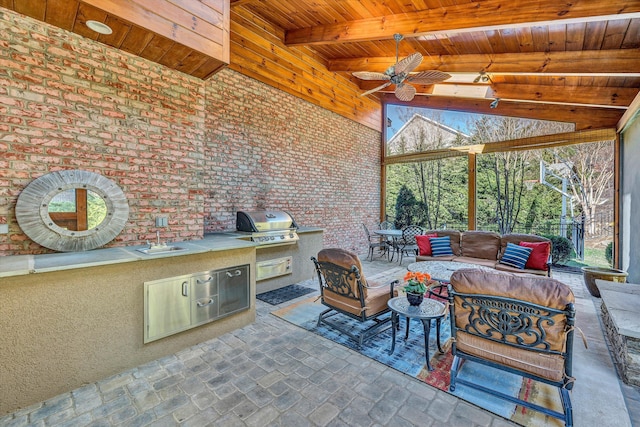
280;235;285;239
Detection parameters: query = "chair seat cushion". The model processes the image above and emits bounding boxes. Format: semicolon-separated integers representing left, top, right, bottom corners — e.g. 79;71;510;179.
456;331;566;382
322;280;391;318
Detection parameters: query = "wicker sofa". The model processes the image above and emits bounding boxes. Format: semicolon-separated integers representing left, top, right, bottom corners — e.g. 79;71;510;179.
415;230;552;276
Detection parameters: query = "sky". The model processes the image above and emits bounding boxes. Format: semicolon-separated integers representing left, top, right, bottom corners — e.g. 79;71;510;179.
386;105;481;140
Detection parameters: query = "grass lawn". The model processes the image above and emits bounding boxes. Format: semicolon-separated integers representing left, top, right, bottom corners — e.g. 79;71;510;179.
564;246;610;269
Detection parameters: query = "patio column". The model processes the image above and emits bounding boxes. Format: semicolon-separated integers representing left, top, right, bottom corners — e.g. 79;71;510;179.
468;153;477;230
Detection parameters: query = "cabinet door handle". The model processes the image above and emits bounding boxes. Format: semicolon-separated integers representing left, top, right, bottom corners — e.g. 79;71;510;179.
196;276;214;285
182;281;189;297
226;270;242;277
196;298;215;307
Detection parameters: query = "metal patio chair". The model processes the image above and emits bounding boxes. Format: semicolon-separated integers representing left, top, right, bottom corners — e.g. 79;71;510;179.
363;223;389;261
448;269;577;427
397;225;425;265
311;248;397;347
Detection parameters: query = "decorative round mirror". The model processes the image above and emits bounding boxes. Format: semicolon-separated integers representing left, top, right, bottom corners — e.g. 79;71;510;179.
16;170;129;252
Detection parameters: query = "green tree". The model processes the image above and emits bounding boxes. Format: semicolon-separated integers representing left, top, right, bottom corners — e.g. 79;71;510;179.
394;185;420;228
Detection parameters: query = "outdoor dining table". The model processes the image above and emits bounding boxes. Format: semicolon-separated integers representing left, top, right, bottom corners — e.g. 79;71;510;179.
374;229;403;261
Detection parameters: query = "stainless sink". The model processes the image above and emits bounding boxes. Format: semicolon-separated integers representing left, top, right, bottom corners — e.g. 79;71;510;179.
136;246;188;255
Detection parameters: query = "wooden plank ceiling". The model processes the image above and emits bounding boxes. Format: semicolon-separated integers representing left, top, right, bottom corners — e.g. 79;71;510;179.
0;0;230;79
3;0;640;131
230;0;640;131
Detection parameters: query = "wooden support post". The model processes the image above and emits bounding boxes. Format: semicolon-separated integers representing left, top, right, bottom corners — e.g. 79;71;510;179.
468;153;477;231
614;133;621;268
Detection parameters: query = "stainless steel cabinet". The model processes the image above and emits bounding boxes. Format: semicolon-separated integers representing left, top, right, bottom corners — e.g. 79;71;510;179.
144;264;250;343
145;274;192;342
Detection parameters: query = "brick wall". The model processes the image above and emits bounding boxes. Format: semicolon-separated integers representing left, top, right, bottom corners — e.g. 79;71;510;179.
0;9;381;256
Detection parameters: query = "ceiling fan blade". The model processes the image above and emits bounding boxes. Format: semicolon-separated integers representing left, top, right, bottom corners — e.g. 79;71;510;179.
394;52;423;75
352;71;391;81
407;70;452;85
360;81;392;97
395;83;417;101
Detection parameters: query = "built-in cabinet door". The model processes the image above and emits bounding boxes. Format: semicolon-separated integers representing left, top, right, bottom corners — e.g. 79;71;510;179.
145;274;191;342
219;265;250;316
191;272;218;326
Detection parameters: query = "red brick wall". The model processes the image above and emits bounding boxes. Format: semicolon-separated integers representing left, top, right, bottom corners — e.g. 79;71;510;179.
0;9;381;256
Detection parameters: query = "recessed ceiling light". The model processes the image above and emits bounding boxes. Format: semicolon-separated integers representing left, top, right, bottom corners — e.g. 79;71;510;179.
86;20;113;35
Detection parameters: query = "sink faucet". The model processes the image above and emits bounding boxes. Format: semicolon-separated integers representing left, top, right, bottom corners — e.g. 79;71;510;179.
156;230;161;246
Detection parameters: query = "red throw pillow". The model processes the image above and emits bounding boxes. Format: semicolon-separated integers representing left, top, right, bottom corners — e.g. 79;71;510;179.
519;241;551;270
416;233;439;256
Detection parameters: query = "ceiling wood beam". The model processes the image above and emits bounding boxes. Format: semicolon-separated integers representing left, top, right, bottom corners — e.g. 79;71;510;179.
384;128;617;164
381;93;624;130
329;50;640;75
488;84;635;108
618;91;640;131
360;82;635;108
285;1;640;46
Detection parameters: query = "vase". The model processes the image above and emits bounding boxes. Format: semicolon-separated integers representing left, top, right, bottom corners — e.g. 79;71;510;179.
581;266;628;298
406;292;424;306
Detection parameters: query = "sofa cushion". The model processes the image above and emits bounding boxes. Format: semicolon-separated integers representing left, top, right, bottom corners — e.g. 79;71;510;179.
454;256;498;268
461;231;501;260
500;233;551;259
494;263;548;276
416;233;438;256
430;236;454;256
519;241;551;270
425;230;462;255
499;243;532;269
415;254;456;262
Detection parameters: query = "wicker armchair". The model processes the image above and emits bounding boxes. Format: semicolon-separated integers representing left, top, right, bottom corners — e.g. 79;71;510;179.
311;248;397;347
448;269;576;426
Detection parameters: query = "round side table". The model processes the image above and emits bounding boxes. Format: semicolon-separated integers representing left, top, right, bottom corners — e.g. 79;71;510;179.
387;297;447;371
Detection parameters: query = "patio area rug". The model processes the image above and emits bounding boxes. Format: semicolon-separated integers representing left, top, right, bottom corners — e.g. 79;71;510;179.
256;284;315;305
272;296;564;426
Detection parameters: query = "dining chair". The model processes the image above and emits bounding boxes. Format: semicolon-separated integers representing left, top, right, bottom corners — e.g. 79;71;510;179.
363;223;389;261
378;220;397;260
397;225;425;265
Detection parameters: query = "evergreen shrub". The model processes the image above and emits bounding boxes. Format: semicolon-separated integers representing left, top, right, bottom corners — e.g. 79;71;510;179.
543;235;573;265
605;242;613;266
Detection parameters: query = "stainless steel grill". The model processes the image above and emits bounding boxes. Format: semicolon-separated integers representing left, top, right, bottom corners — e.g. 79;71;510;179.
236;210;299;246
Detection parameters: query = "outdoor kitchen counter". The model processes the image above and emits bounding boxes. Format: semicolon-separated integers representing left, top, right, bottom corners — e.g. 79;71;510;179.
0;226;323;278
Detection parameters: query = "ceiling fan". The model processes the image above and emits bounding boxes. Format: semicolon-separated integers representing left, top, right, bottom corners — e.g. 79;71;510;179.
352;34;451;102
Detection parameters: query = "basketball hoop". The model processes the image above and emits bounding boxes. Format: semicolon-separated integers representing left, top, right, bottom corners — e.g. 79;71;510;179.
524;180;537;190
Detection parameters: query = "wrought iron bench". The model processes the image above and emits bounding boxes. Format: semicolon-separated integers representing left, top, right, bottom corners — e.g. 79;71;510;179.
448;269;576;426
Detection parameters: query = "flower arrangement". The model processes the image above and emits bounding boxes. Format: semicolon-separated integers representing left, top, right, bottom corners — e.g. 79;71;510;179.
403;271;431;295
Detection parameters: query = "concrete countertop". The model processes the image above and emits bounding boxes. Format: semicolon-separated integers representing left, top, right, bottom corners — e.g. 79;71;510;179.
597;279;640;339
0;227;324;278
